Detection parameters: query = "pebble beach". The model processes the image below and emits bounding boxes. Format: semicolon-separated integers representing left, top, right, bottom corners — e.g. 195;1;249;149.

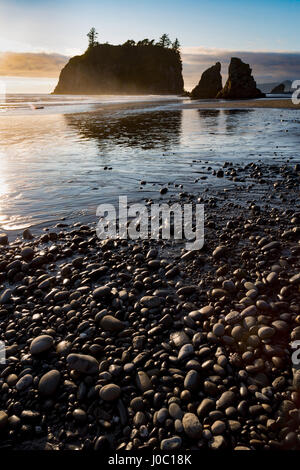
0;154;299;451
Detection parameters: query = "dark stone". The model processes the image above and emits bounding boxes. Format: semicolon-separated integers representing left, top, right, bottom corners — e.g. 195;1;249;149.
30;335;54;355
67;353;99;374
100;384;121;401
100;315;124;332
217;57;265;100
191;62;222;99
38;370;61;396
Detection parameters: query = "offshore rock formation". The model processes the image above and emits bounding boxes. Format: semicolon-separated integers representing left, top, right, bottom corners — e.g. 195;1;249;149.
271;83;285;94
190;62;222;99
217;57;265;100
53;43;184;95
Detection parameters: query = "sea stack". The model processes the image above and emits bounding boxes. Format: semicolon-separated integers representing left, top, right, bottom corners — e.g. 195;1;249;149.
190;62;222;99
53;43;184;95
271;83;285;94
217;57;265;99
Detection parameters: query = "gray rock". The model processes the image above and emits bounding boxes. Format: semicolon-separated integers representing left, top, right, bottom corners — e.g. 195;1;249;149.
56;340;72;355
290;273;300;285
182;413;202;439
184;370;201;391
178;343;194;361
38;370;61;396
100;315;124;332
292;368;300;389
0;411;8;430
258;326;275;340
188;310;203;321
213;245;227;259
0;233;8;245
169;403;183;420
23;228;33;240
209;435;227;449
234;445;251;450
93;285;111;299
176;285;197;296
211;420;226;435
16;374;33;391
197;398;215;417
67;353;99;374
170;331;190;347
0;289;12;305
200;305;214;316
250;372;269;387
261;241;280;251
73;408;87;423
100;384;121;401
240;305;257;318
140;296;161;308
160;436;182;451
272;376;285;391
174;419;183;433
228;420;241;432
231;325;244;340
157;408;169;424
216;391;235;409
213;323;225;336
30;335;54;355
136;371;151;392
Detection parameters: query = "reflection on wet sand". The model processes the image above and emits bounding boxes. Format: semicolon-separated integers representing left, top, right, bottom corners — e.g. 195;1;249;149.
197;109;221;133
223;109;253;133
197;108;253;134
65;110;182;151
0;105;299;230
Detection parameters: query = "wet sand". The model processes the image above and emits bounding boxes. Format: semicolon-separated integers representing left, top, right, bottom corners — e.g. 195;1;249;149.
183;98;300;109
92;98;300;113
184;98;300;110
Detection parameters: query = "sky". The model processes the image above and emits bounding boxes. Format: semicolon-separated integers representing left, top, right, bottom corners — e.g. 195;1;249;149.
0;0;300;92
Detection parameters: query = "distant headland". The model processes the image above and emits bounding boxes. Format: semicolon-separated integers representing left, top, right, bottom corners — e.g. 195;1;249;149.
53;30;184;95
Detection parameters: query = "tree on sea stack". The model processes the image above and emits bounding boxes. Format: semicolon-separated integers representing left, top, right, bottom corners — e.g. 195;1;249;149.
172;38;180;52
87;27;98;48
122;39;136;47
137;38;155;46
157;34;171;48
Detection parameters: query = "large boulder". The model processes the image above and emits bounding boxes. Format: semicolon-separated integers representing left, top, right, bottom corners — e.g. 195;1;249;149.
217;57;265;100
271;83;285;94
191;62;222;99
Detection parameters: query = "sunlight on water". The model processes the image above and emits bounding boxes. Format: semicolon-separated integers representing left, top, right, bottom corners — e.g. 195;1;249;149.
0;97;299;231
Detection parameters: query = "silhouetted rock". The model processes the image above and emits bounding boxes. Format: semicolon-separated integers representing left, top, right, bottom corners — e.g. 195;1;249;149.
191;62;222;99
54;43;184;95
271;83;285;94
217;57;265;100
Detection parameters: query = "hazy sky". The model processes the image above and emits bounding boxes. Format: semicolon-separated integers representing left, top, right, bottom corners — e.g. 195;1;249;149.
0;0;300;55
1;0;300;92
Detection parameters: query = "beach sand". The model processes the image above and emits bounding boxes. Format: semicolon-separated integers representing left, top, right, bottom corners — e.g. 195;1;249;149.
184;98;300;110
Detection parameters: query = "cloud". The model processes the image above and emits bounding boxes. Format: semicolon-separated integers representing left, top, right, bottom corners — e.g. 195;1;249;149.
0;52;69;77
182;47;300;91
1;48;300;93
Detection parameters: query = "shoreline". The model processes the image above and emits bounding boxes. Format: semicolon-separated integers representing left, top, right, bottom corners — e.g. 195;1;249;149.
184;98;300;110
0;157;299;450
1;97;300;118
